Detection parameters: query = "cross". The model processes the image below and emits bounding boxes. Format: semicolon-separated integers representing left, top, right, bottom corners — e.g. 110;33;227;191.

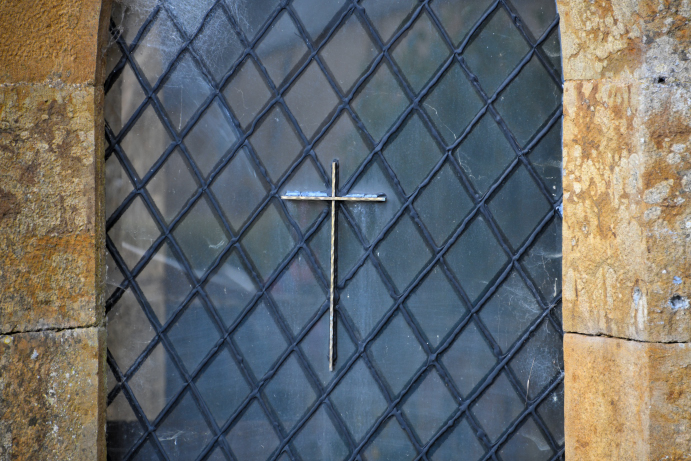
282;160;386;371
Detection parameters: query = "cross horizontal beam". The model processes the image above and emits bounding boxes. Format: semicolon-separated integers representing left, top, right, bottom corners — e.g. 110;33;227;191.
281;193;385;202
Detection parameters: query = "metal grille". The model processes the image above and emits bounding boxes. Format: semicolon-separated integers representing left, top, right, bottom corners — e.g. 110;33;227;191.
104;0;564;459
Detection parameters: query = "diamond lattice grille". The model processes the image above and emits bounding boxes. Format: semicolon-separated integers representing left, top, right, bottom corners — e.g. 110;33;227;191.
105;0;564;459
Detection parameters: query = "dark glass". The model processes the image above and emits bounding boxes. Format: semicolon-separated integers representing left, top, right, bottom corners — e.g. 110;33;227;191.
445;216;508;304
223;58;273;130
173;195;229;277
240;200;297;281
345;159;403;244
194;346;250;426
233;300;288;379
155;391;213;460
430;417;486;461
470;371;523;443
108;196;161;270
352;62;410;142
105;63;146;135
315;111;371;185
310;208;365;280
454;113;515;196
431;0;493;46
225;400;280;460
167;0;216;35
361;0;418;44
280;157;329;232
107;392;145;461
462;8;530;96
132;10;185;86
340;260;393;340
264;354;318;431
131;439;165;461
391;12;450;94
509;0;558;39
105;155;133;220
422;63;483;145
192;6;243;83
363;417;417;461
285;60;340;139
256;12;309;87
368;314;426;396
537;382;565;446
509;320;563;399
137;242;194;323
382;112;443;196
541;27;563;77
293;0;348;44
494;56;561;147
479;271;542;353
521;218;562;303
406;265;467;349
292;405;350;461
320;14;379;94
330;359;389;442
401;369;456;445
270;250;326;335
146;149;197;223
184;99;238;177
212;147;270;233
107;289;155;374
488;165;552;250
375;213;433;293
300;311;357;386
119;104;172;179
441;319;497;397
498;417;553;460
158;53;212;133
250;104;304;182
166;298;221;373
111;0;157;45
204;249;258;328
235;0;280;41
128;342;184;421
528;120;563;200
414;162;474;245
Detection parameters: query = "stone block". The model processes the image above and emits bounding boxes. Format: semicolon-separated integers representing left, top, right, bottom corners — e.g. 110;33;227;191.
565;333;691;461
0;328;106;461
0;84;105;333
563;79;691;342
557;0;691;82
0;0;112;85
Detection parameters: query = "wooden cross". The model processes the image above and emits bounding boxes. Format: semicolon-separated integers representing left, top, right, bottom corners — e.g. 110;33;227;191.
282;160;386;370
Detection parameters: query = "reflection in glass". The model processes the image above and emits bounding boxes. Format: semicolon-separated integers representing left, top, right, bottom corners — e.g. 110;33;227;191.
382;112;443;196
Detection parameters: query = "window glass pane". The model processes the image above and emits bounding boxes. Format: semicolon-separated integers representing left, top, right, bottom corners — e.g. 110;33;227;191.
106;1;563;458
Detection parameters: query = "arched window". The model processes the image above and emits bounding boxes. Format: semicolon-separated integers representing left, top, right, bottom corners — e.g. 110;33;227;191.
105;0;564;459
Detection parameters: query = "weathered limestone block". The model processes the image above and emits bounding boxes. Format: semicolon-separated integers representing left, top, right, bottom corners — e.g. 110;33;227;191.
0;0;111;85
557;0;691;82
0;328;106;461
0;84;105;333
563;78;691;342
565;333;691;461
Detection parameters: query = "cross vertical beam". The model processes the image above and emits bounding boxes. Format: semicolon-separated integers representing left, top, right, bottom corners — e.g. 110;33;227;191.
281;160;386;370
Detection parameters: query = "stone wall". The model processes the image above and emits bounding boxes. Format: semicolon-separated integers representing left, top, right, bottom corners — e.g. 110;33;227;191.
558;0;691;459
0;0;111;459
